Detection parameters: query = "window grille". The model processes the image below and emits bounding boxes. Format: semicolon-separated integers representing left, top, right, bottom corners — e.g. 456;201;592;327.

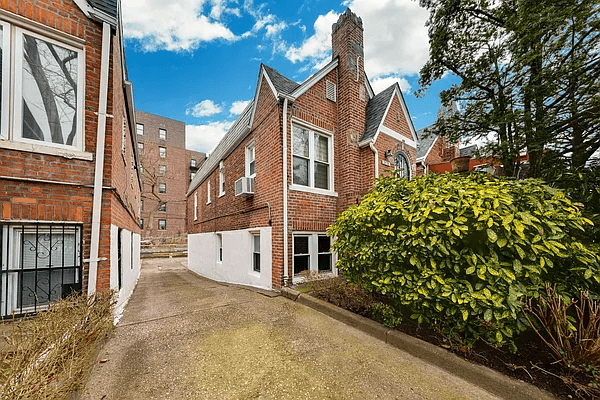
0;223;83;317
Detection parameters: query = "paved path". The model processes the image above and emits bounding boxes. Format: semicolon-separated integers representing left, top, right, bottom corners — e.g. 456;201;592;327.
83;258;504;400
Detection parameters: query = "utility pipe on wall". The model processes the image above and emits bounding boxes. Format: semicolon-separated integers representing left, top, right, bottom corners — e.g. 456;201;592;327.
87;22;111;296
282;97;289;284
369;142;379;179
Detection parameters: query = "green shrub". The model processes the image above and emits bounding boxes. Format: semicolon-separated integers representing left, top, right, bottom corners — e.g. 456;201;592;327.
328;173;600;348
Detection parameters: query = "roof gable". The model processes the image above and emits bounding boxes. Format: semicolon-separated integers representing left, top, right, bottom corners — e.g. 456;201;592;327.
187;101;254;195
416;128;438;160
360;83;418;146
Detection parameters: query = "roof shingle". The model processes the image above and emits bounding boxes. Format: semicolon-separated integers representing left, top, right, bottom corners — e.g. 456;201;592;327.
361;84;396;142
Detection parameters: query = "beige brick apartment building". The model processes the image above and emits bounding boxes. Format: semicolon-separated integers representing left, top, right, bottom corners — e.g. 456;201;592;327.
0;0;141;316
135;110;205;242
186;9;419;290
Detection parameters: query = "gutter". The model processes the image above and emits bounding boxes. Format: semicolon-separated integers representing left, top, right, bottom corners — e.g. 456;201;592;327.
87;22;111;296
369;142;379;179
282;97;289;284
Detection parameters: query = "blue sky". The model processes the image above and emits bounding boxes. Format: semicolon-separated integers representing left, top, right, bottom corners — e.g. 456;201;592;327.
122;0;460;154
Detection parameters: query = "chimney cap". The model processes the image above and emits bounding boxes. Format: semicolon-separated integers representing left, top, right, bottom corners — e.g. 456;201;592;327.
332;8;363;33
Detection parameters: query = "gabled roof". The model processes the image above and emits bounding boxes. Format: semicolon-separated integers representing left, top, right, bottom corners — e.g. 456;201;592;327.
87;0;118;19
262;65;300;96
416;128;438;160
362;85;396;143
187;101;254;195
359;83;418;147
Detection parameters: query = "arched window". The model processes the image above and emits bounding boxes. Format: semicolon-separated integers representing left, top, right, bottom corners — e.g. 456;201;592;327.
394;152;411;179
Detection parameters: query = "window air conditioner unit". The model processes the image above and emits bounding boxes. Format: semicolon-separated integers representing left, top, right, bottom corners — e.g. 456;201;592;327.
235;176;254;197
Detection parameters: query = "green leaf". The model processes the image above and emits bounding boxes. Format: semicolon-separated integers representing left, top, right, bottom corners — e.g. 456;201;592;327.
462;310;469;321
484;309;493;322
487;218;494;227
585;269;593;279
466;266;476;275
487;229;498;242
497;237;507;248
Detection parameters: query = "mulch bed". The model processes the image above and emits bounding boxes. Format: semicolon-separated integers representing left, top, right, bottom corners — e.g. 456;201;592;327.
299;278;598;400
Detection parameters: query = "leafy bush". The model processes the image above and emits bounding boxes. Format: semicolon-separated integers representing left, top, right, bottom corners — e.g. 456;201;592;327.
328;173;600;348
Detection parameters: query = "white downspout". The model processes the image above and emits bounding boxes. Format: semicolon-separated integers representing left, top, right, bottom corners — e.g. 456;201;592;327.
282;98;289;285
369;142;379;179
87;22;111;296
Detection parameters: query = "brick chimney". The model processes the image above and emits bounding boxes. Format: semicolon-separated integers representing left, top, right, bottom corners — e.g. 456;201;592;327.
332;8;368;210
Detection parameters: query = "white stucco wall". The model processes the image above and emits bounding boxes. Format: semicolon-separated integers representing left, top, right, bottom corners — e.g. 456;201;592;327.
188;227;272;290
110;225;141;321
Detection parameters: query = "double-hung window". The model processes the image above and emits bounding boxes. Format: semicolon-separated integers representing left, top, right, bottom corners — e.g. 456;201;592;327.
159;128;167;140
292;125;332;192
159;146;166;158
252;234;260;273
216;233;223;262
136;123;144;135
245;142;255;177
293;234;333;277
1;22;85;152
219;161;225;196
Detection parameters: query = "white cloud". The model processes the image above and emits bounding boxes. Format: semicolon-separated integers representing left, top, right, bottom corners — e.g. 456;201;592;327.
186;121;233;153
345;0;430;76
230;100;251;115
370;75;412;94
122;0;238;52
285;2;429;77
285;11;338;65
186;100;223;117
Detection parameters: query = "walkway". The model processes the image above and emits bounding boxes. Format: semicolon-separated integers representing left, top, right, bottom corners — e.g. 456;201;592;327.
83;258;514;399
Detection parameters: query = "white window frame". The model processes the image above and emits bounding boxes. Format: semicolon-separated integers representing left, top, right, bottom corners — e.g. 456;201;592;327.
1;224;82;315
158;183;166;193
136;123;144;135
159;165;166;176
191;158;196;167
158;219;166;231
245;142;255;178
159;128;167;140
216;233;222;263
0;21;11;141
206;180;211;204
193;191;198;221
159;146;166;158
11;26;85;152
290;122;336;197
251;233;260;274
138;142;144;154
219;161;225;197
292;233;336;282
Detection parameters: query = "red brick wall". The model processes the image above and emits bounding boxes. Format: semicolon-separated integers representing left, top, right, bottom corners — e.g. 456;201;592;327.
0;1;137;293
332;10;369;213
382;95;416;142
188;75;283;287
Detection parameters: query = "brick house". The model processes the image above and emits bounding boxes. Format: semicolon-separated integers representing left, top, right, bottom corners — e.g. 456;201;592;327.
187;9;419;290
415;128;461;175
135;110;205;243
0;0;141;317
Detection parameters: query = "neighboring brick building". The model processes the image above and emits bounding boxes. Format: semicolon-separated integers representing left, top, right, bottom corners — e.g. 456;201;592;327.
187;9;419;290
0;0;141;317
135;110;205;243
415;128;461;175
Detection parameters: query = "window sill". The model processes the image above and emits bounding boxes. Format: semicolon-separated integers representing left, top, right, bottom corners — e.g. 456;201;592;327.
218;192;225;198
289;184;337;197
0;140;93;161
249;271;260;278
291;270;337;284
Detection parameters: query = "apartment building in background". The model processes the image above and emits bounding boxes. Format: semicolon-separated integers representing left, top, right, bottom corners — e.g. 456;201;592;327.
0;0;141;317
135;110;205;243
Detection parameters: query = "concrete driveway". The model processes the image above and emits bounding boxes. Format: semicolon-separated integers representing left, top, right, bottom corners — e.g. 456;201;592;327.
82;258;506;400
